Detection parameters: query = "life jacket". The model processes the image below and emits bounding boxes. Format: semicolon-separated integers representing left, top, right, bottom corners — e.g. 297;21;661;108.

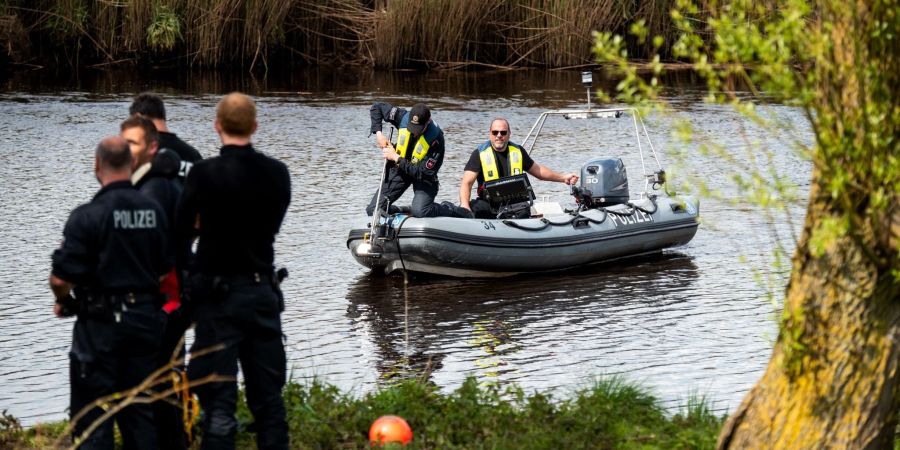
396;113;439;165
478;141;524;181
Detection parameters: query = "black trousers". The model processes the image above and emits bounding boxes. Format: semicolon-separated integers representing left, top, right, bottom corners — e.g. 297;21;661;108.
153;307;192;450
69;302;163;450
365;170;456;218
470;198;495;219
469;198;531;219
188;281;288;450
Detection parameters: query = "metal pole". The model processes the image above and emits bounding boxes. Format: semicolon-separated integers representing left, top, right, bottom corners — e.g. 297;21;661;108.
369;128;394;245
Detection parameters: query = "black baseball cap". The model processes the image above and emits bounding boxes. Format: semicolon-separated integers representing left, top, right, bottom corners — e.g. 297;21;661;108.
406;103;431;135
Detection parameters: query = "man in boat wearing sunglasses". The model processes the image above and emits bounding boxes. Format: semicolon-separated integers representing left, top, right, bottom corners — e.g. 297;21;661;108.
367;101;471;218
459;118;579;219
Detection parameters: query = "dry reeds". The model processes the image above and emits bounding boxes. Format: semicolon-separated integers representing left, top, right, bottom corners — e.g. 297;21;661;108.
4;0;688;70
281;0;374;65
369;0;681;69
373;0;497;69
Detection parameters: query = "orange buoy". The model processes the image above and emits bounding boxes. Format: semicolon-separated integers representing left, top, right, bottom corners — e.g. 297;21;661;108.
369;415;413;445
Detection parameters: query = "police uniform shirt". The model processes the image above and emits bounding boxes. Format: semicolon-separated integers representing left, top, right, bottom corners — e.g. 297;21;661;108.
158;132;202;183
464;144;535;193
133;154;182;226
175;144;291;276
52;180;170;292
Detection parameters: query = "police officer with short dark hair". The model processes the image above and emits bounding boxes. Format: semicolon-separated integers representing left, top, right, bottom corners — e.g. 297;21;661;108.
121;115;190;449
129;93;202;183
50;136;169;450
176;92;290;450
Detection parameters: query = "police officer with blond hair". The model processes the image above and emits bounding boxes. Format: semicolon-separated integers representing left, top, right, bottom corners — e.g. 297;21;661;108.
50;136;169;450
177;92;290;449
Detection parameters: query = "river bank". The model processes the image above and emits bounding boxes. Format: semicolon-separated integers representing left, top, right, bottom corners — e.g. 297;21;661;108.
0;0;685;72
1;377;723;449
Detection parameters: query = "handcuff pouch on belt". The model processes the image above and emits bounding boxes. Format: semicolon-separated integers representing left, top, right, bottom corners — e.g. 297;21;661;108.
66;287;111;320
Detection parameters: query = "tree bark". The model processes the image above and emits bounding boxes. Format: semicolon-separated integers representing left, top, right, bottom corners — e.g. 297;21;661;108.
718;180;900;449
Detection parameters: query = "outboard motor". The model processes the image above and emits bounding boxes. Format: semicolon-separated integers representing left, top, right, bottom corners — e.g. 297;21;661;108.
572;158;629;207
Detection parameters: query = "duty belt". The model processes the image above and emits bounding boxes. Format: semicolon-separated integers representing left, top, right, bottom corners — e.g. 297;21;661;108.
81;291;161;304
220;267;289;286
74;291;163;321
222;272;276;286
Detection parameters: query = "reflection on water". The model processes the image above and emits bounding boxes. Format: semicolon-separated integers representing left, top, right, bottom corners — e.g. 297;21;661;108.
346;253;701;389
0;68;806;424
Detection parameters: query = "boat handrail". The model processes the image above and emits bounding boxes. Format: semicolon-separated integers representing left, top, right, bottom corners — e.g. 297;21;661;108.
522;106;664;196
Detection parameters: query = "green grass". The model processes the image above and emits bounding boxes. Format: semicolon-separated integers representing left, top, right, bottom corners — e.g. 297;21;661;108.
234;376;723;449
3;377;725;449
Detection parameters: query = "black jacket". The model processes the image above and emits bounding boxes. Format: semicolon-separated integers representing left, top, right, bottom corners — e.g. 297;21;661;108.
370;102;445;185
175;144;291;276
52;180;170;293
159;131;202;184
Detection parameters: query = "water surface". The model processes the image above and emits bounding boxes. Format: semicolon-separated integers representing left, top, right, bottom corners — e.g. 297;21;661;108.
0;68;810;424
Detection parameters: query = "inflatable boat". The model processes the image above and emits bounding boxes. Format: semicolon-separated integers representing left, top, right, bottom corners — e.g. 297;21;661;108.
348;195;698;277
348;86;699;277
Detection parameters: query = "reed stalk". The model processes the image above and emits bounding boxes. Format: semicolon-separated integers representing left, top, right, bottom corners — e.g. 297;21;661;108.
54;341;229;450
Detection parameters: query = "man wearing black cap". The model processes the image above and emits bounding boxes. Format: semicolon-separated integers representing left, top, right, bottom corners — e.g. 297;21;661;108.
367;101;470;218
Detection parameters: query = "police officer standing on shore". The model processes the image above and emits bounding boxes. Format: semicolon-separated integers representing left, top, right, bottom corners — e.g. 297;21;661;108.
50;136;169;450
121;115;190;449
129;93;203;184
176;92;291;449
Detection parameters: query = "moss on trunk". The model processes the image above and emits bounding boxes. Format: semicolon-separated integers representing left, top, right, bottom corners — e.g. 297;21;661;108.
719;180;900;449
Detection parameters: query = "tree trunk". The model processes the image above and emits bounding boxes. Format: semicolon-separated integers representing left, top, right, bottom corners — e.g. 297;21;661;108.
718;180;900;449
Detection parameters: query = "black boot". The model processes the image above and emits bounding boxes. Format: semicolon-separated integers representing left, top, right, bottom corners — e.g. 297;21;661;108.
442;201;473;219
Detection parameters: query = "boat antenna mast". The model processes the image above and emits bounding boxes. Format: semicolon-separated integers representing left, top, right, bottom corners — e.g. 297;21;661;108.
581;71;593;110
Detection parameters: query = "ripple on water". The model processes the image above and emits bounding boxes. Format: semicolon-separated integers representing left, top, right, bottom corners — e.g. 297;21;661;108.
0;73;805;425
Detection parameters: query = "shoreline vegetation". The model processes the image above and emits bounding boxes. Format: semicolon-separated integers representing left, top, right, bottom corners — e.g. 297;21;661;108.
0;0;689;72
1;377;723;449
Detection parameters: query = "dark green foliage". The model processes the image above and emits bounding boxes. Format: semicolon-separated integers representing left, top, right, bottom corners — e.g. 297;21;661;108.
10;376;900;448
0;410;24;448
230;377;724;449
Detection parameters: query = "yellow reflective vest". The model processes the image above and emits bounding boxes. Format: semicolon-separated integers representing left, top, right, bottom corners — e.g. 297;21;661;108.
478;142;524;181
396;128;430;165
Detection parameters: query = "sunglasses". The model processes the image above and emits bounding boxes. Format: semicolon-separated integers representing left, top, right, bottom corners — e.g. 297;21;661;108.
491;130;509;136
